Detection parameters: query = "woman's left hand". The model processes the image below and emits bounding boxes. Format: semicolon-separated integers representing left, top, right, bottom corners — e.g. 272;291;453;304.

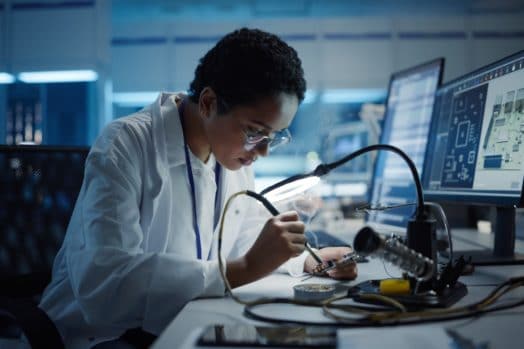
304;246;358;280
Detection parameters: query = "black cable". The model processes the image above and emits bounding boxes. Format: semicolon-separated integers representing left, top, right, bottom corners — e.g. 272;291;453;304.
356;202;417;212
219;190;524;328
243;295;524;327
245;190;279;215
426;202;454;262
242;277;524;327
325;144;424;220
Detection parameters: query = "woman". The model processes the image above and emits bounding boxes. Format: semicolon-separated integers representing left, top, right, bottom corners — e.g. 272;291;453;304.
39;28;357;349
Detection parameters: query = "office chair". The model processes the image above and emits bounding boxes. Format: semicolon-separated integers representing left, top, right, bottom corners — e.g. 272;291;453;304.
0;293;64;349
0;236;65;349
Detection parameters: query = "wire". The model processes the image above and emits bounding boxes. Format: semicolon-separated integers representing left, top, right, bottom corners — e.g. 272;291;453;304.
217;190;326;307
321;277;524;325
381;259;397;279
260;144;426;220
217;190;524;327
425;201;453;262
324;144;425;220
356;202;416;213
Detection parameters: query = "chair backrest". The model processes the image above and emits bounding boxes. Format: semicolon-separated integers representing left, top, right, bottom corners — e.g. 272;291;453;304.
0;145;89;297
0;296;65;349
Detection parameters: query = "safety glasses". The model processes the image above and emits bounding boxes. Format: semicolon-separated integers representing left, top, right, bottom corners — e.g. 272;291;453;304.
242;128;292;152
215;95;292;152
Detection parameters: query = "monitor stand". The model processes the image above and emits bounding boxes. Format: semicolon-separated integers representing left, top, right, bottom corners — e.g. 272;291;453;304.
451;207;524;265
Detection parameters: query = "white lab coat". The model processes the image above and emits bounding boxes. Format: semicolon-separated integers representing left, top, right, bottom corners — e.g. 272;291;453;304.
39;92;307;349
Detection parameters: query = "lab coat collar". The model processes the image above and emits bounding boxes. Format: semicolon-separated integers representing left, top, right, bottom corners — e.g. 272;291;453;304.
151;92;186;168
150;92;234;216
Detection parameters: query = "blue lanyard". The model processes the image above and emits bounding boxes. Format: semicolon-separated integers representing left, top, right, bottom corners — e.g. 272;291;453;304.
179;100;222;260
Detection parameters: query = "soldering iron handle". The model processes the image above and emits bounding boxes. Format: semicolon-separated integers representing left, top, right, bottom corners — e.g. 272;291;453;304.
245;190;324;265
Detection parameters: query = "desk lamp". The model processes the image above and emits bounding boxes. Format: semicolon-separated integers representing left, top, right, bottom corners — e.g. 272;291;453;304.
255;144;468;307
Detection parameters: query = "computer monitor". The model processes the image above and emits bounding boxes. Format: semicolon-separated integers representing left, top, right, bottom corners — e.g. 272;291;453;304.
422;50;524;265
367;58;444;234
323;122;371;184
0;145;89;275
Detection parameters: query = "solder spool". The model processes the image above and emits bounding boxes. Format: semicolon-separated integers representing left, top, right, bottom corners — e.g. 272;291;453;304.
293;283;336;302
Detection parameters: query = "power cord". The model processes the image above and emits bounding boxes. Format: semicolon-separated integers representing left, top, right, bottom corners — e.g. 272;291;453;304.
425;201;454;263
216;190;524;327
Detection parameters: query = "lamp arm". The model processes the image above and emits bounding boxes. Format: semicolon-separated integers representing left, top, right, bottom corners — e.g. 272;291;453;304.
316;144;425;220
259;144;424;220
259;173;312;196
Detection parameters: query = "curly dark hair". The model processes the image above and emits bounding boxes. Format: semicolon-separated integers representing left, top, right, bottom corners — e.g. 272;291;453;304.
188;28;306;114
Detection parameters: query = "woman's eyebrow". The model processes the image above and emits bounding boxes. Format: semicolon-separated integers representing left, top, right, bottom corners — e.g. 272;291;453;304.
248;120;273;132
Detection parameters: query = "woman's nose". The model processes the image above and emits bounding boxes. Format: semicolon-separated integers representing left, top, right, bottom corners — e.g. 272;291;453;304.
255;142;269;157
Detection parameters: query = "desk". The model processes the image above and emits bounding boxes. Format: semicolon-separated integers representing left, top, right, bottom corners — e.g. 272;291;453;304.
152;229;524;349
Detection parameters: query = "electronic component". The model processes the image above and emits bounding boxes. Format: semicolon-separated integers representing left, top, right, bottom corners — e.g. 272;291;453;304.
293;283;336;301
311;252;357;275
353;226;435;281
379;278;411;295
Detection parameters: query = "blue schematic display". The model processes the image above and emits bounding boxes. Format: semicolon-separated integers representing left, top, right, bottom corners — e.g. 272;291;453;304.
423;50;524;206
422;50;524;264
441;83;488;188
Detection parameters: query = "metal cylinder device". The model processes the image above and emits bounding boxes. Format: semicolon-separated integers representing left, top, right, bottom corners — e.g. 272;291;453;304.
353;226;435;281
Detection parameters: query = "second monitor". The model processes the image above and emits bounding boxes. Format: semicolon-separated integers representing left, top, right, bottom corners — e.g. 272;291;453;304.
423;50;524;265
367;58;444;234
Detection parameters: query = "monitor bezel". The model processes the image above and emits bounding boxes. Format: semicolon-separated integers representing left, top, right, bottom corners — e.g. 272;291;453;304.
421;50;524;208
366;57;445;232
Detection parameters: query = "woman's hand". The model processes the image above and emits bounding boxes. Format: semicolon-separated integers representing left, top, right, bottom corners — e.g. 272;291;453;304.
304;246;358;280
227;211;306;288
245;211;306;275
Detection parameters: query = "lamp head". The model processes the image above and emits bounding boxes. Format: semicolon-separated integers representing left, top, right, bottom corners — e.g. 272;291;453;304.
260;175;320;203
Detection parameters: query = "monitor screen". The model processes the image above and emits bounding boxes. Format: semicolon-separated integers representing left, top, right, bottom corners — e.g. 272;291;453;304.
323;122;371;183
423;51;524;207
367;58;444;233
422;50;524;265
0;145;89;275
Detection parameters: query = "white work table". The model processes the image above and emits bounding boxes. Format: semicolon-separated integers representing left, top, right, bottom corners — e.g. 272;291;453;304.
152;229;524;349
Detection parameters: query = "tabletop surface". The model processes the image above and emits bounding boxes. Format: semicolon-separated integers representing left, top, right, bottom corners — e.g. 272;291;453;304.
152;227;524;349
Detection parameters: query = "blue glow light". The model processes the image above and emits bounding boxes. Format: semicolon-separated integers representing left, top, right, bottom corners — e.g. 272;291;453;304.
0;72;15;84
302;89;317;104
18;70;98;83
112;91;159;107
321;88;386;104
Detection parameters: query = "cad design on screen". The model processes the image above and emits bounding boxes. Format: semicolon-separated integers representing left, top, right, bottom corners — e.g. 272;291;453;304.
426;56;524;197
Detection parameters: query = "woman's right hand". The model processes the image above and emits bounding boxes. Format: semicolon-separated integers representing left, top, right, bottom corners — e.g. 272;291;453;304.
244;211;306;277
226;211;305;288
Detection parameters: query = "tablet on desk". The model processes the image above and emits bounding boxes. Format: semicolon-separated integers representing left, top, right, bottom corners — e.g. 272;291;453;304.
197;324;337;348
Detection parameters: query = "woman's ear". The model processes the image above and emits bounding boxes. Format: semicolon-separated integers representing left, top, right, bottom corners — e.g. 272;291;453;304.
198;87;217;120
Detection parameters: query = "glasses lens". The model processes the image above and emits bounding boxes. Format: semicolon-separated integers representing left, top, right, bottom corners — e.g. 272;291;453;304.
268;129;291;150
243;128;291;151
244;131;267;151
246;133;267;144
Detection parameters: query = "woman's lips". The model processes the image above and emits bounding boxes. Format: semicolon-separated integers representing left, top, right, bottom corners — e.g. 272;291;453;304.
239;158;253;166
239;156;256;166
